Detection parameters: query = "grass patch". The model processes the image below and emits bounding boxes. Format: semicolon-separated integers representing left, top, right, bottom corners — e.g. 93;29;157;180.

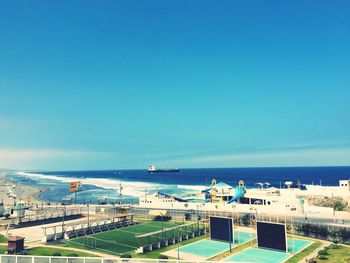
0;234;7;243
26;247;98;257
65;221;203;257
286;241;322;263
317;245;350;263
131;234;208;259
65;233;208;259
0;246;7;254
209;239;256;261
66;221;182;255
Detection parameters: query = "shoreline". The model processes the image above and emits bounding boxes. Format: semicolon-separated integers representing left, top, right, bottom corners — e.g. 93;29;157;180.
4;169;350;208
0;171;48;207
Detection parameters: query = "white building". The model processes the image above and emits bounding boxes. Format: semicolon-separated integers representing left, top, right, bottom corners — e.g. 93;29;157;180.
339;180;350;191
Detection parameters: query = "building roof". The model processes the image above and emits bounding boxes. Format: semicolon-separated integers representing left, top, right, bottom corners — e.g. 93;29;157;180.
11;205;30;210
214;182;232;188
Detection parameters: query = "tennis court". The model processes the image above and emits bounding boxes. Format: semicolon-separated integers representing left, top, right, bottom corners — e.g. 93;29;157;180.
179;239;231;258
224;239;311;263
65;220;182;255
163;231;255;260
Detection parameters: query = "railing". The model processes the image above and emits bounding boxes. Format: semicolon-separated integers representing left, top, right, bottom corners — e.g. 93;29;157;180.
131;206;350;230
0;255;229;263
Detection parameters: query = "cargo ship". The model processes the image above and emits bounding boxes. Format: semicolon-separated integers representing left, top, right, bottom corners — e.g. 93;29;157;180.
148;165;180;173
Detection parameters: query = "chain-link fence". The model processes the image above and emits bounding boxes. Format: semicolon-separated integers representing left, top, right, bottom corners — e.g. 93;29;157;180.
130;206;350;243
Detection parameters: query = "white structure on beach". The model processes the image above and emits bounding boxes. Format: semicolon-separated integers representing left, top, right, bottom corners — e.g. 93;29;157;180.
339;180;350;191
10;203;30;218
139;179;350;218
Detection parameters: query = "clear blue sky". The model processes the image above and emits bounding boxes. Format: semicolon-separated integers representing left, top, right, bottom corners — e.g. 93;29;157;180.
0;0;349;170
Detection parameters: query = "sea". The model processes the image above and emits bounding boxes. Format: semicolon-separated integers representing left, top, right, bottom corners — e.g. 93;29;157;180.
10;166;350;204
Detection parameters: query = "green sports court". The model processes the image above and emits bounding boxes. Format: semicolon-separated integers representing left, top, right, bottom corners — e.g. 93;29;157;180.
224;239;311;263
65;220;200;256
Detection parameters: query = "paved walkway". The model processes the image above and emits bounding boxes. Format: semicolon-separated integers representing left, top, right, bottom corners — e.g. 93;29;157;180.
298;240;331;263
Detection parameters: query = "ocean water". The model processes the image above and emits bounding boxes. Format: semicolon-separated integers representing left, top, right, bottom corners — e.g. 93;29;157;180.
11;166;350;204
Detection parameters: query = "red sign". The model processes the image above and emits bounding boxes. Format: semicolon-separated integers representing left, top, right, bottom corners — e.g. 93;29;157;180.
70;181;82;193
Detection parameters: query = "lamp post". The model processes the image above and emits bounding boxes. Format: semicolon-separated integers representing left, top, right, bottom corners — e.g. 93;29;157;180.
228;218;232;253
62;204;66;238
87;204;90;233
177;227;180;260
196;204;200;233
161;212;164;239
254;208;258;222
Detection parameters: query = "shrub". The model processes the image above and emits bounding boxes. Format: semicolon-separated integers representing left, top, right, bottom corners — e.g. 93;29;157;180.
240;215;251;226
334;200;347;211
318;249;328;256
297;223;312;236
122;254;131;258
154;215;171;221
317;226;329;238
339;228;350;242
52;252;62;257
329;244;340;249
331;240;340;249
318;255;327;260
184;213;191;221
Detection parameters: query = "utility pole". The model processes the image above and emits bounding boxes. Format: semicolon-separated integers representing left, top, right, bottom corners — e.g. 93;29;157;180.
161;212;164;239
119;182;123;206
62;204;66;238
87;204;90;233
81;178;85;205
56;188;59;209
228;219;232;252
291;217;295;254
18;199;22;224
177;228;180;260
197;204;200;233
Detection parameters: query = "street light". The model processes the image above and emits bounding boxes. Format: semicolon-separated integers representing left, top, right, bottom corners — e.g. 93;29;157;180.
196;204;200;233
177;227;180;260
62;204;66;238
87;204;90;233
228;219;232;253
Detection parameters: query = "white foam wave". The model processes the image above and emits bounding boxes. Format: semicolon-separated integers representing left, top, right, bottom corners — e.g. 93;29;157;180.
17;171;81;183
17;171;191;197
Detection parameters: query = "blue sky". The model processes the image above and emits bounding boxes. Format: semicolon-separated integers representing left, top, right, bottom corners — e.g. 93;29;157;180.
0;0;349;170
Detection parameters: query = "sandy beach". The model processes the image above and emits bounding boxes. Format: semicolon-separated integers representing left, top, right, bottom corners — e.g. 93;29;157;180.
0;170;47;206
